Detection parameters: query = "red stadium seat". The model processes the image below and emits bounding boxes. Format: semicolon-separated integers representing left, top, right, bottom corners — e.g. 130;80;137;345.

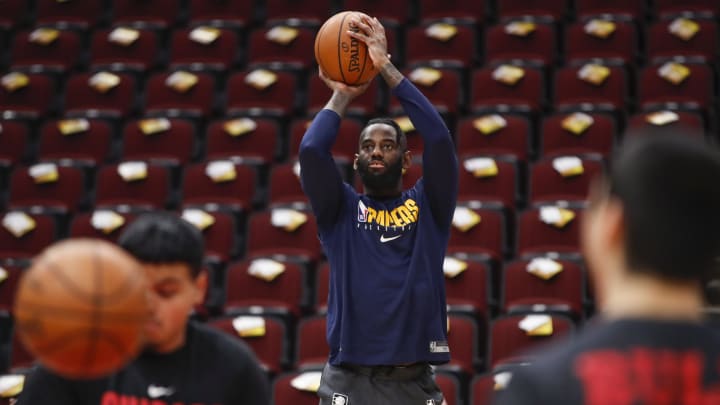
144;71;216;118
272;371;325;405
447;206;506;262
638;62;715;114
456;114;532;162
35;0;103;29
296;315;328;369
10;29;82;73
0;72;56;119
226;69;298;118
343;0;412;24
245;208;322;264
180;209;239;263
169;27;240;72
0;120;29;168
489;313;574;367
0;262;24;312
485;22;557;68
575;0;647;21
187;0;255;28
435;371;462;405
247;25;316;70
205;117;280;166
121;118;196;166
0;211;57;260
516;205;583;257
470;65;545;115
540;112;616;159
224;259;306;318
111;0;180;29
9;327;35;372
8;164;86;213
389;67;464;115
470;373;501;405
268;161;308;207
68;210;139;243
646;18;718;64
89;28;160;73
553;64;628;113
418;0;486;24
564;19;638;66
181;161;257;214
94;162;172;210
528;156;603;204
405;23;478;68
442;314;480;375
208;315;288;375
37;119;113;165
457;155;518;209
265;0;333;25
655;0;720;19
0;0;28;30
626;110;706;137
64;72;137;119
502;258;585;319
444;256;492;320
496;0;569;22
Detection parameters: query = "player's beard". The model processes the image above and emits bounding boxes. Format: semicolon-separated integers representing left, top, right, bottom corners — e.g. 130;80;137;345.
357;156;404;191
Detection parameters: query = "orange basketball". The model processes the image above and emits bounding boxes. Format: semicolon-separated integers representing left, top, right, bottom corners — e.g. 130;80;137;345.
13;239;149;379
315;11;378;85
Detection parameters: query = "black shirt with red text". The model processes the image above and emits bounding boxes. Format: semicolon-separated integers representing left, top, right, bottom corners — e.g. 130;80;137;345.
16;322;270;405
493;318;720;405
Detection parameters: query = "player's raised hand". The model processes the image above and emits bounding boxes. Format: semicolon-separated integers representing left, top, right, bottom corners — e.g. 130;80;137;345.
319;67;371;98
346;15;391;70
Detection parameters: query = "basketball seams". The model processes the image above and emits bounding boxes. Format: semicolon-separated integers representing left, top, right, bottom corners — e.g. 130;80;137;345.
337;12;350;84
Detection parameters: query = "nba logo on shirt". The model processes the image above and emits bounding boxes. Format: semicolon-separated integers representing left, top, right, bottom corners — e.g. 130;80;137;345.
426;400;436;405
357;200;368;222
332;393;349;405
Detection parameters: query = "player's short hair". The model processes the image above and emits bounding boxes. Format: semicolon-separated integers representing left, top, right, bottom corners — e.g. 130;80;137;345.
359;117;408;152
608;129;720;281
118;212;205;277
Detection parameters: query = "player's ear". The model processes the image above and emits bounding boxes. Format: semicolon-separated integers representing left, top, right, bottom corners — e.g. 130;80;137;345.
403;150;412;169
193;270;208;305
353;154;359;170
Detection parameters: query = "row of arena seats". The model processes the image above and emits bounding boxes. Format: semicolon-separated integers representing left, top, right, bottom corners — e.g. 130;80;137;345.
0;111;712;216
0;309;568;404
1;293;579;381
1;63;717;125
0;202;590;264
2;0;720;31
2;17;719;73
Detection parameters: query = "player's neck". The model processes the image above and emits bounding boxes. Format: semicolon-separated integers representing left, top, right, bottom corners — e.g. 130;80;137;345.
363;184;402;199
149;333;187;354
601;270;704;322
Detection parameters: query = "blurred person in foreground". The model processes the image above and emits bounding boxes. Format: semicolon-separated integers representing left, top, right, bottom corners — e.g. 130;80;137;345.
494;132;720;405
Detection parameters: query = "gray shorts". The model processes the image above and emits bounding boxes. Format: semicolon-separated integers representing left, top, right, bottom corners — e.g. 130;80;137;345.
317;362;444;405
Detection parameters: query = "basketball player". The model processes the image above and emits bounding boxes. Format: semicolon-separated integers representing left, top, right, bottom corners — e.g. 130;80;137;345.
18;213;270;405
299;15;458;405
493;133;720;405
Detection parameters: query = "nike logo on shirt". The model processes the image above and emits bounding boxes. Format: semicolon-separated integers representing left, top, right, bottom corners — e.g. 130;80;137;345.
147;385;175;398
380;234;402;243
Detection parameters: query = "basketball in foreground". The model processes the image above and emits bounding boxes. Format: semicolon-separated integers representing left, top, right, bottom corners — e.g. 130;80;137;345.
315;10;378;85
13;239;149;379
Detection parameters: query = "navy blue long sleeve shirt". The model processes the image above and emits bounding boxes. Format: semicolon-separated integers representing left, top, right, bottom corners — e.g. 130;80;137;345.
299;78;458;366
